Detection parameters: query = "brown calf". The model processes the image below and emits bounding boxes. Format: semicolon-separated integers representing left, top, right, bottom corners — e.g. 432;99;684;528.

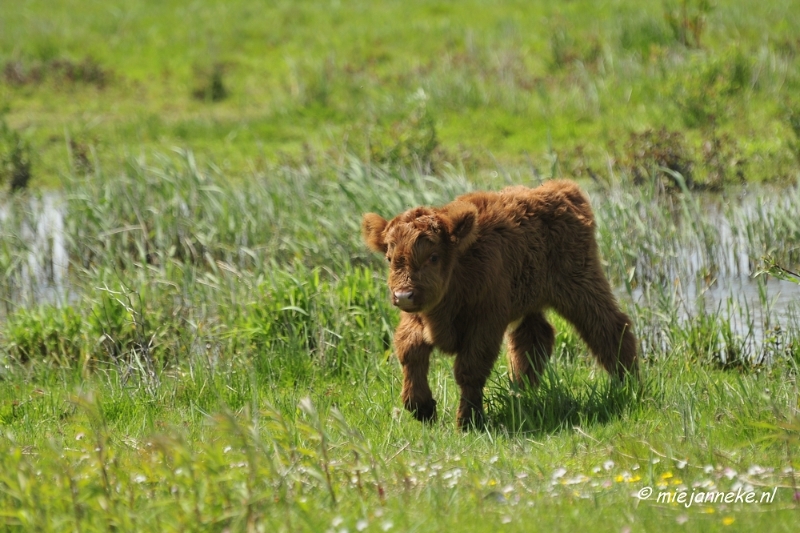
362;180;638;428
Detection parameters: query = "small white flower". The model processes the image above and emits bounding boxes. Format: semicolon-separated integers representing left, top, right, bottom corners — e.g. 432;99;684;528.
603;460;615;471
356;519;368;531
565;475;588;485
695;479;716;490
731;481;754;493
552;467;567;480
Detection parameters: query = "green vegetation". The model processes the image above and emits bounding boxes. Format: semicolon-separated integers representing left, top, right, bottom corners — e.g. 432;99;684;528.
1;0;800;531
1;0;800;186
2;155;800;530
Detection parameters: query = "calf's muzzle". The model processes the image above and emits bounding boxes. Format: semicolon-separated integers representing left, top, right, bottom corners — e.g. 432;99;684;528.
392;290;414;308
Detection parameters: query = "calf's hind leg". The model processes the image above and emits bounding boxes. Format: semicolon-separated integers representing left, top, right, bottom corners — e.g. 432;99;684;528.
506;312;555;387
553;274;638;379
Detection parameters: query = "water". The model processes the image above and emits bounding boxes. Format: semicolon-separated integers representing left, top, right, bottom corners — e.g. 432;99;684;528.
629;276;800;345
0;192;68;316
0;187;798;362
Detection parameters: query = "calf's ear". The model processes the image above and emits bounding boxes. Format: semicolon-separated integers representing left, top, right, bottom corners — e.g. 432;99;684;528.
441;202;478;252
362;213;389;253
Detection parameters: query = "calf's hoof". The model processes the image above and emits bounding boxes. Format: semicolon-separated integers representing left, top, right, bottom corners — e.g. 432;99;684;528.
456;406;486;431
405;398;437;423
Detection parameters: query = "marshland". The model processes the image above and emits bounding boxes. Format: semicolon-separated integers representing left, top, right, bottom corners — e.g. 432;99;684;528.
1;1;800;531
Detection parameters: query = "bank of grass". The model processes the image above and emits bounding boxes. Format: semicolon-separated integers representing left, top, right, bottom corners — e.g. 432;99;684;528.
2;1;800;528
1;153;800;530
0;335;797;532
2;0;800;186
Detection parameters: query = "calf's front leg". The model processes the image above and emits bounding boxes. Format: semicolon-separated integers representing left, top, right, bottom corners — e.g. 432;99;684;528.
394;313;436;422
453;327;505;430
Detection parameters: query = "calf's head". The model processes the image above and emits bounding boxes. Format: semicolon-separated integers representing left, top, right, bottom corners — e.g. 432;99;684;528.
362;202;478;313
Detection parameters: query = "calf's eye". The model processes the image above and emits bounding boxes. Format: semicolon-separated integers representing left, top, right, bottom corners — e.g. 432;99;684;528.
429;253;439;264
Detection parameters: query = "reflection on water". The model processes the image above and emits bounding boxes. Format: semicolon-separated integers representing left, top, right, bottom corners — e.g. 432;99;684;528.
629;277;800;333
0;193;68;316
696;277;798;324
595;186;800;363
0;188;798;362
626;275;799;365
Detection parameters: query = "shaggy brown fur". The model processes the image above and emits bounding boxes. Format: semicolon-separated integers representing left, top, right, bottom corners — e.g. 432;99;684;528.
362;180;638;428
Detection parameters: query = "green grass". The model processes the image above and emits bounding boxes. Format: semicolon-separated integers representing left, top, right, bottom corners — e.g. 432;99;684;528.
2;0;800;186
0;343;797;532
2;1;800;530
1;153;800;530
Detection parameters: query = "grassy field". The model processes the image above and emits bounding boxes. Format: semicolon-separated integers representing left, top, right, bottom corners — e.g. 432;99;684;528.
2;0;800;186
2;1;800;531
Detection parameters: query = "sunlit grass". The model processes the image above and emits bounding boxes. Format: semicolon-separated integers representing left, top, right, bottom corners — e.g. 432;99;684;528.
1;0;800;185
2;0;800;529
1;151;799;530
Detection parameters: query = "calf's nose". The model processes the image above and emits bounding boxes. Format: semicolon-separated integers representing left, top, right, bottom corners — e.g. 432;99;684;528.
393;290;414;307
